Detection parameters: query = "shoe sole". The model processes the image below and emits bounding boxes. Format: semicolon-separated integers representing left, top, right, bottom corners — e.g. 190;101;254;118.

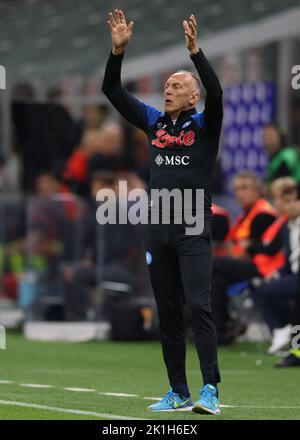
148;406;193;412
192;404;221;415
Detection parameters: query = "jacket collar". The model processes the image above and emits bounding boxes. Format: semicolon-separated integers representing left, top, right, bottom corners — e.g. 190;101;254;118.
164;107;197;125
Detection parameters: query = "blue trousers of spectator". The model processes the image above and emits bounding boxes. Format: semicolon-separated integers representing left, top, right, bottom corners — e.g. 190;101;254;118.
251;274;298;333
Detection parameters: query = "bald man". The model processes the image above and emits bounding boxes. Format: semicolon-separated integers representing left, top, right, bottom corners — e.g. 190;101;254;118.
102;10;223;415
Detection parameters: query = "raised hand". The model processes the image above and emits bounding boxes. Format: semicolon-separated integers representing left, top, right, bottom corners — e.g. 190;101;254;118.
107;9;134;55
183;14;199;55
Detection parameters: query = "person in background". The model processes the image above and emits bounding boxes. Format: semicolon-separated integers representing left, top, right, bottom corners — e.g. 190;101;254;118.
211;203;231;257
62;128;104;195
88;121;126;176
62;171;147;320
263;123;300;183
82;104;109;130
275;198;300;367
130;127;150;185
211;171;277;344
251;184;300;355
247;178;296;354
246;177;293;280
35;170;69;197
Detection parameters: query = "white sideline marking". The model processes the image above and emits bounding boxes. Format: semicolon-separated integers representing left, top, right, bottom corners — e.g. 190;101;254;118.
20;383;53;389
1;380;300;411
220;404;236;408
0;400;145;420
64;387;96;393
101;392;139;397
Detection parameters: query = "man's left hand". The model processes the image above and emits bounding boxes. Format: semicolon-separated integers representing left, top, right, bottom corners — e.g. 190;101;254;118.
183;14;199;55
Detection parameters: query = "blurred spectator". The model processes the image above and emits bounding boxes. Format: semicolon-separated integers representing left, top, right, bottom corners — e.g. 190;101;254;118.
82;104;109;130
35;171;66;197
275;198;300;367
16;173;88;319
0;154;20;193
263;123;300;183
62;128;104;195
88;121;126;176
252;183;300;354
12;98;81;191
113;171;147;194
211;203;231;257
62;171;149;321
31;172;87;261
12;82;36;102
130;128;150;184
246;177;293;274
211;171;277;344
0;196;26;301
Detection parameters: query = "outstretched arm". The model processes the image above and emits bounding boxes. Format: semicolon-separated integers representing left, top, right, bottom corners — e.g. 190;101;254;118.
183;15;223;137
102;10;161;132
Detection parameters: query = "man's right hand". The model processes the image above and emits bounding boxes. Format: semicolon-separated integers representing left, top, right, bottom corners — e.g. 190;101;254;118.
107;9;134;55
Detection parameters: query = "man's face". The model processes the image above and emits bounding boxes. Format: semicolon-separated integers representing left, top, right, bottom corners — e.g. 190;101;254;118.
263;126;281;155
36;174;59;196
282;193;300;219
233;177;260;209
271;189;285;213
164;72;199;115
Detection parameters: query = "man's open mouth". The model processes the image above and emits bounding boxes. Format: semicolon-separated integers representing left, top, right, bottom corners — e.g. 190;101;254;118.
165;99;173;104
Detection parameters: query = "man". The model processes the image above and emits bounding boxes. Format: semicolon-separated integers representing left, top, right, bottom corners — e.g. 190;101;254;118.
249;178;297;354
211;171;278;344
275;200;300;367
251;186;300;359
263;123;300;183
102;10;223;414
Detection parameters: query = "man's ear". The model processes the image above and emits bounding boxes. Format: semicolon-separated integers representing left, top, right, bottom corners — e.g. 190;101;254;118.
189;92;200;106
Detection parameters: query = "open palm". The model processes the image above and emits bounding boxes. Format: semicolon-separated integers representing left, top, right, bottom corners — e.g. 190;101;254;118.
107;9;134;50
183;14;199;54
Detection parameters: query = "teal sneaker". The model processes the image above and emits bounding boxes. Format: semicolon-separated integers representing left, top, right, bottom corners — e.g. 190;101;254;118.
192;384;221;415
148;388;193;411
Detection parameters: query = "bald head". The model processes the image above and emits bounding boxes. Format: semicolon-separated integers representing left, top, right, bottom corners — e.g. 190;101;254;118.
164;70;201;119
174;70;201;93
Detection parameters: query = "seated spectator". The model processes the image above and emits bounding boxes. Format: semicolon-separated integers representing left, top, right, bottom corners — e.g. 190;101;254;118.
211;171;278;344
275;196;300;367
251;182;300;354
263;123;300;183
246;177;294;277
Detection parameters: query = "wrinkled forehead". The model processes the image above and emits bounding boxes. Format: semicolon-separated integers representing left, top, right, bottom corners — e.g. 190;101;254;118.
165;72;194;87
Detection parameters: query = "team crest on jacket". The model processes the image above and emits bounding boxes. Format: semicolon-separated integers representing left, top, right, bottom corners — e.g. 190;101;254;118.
182;121;191;128
157;122;167;130
152;129;195;148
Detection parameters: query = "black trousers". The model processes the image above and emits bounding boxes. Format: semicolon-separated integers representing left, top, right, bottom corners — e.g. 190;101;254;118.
143;217;220;389
211;256;260;335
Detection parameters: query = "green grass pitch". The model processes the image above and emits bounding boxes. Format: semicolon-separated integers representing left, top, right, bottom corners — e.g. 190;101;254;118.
0;331;299;420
